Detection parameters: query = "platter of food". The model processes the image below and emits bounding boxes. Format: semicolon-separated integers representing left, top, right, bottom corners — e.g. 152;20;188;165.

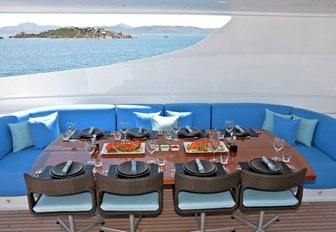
101;141;145;154
183;139;229;154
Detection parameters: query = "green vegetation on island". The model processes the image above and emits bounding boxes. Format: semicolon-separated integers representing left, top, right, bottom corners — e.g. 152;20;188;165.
9;27;133;39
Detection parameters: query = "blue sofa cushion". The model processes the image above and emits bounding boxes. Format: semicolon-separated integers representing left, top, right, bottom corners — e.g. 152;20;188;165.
0;111;30;160
262;108;293;132
294;143;336;189
165;103;210;129
0;147;42;196
165;110;193;128
134;111;161;130
8;122;34;152
151;115;178;131
28;112;61;149
273;115;300;146
211;103;293;130
292;108;336;161
116;104;164;130
29;104;117;132
292;115;318;147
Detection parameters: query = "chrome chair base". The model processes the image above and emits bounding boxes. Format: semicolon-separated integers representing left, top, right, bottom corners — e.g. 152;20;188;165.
232;211;279;232
191;213;235;232
57;215;104;232
100;214;143;232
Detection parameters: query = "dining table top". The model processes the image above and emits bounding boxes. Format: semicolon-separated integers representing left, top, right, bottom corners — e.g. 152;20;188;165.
30;129;316;185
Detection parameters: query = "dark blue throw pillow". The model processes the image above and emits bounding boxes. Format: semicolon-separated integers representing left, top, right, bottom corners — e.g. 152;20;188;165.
273;114;301;146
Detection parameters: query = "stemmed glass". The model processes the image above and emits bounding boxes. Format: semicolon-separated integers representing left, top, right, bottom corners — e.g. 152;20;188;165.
225;120;234;138
173;124;180;141
67;122;76;134
84;141;96;165
146;140;159;164
120;121;129;143
209;139;220;163
272;137;285;161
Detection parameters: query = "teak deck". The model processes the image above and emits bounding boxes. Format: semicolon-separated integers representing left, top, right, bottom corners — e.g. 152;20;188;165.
1;190;336;231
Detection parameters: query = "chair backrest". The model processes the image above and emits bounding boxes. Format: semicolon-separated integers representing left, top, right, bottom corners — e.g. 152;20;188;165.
239;168;307;212
24;172;96;216
174;170;241;214
95;172;164;217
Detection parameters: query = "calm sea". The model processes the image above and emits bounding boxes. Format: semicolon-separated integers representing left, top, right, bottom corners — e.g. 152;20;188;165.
0;34;207;78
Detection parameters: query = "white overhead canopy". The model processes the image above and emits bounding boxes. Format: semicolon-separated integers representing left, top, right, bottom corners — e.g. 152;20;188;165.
1;0;336;16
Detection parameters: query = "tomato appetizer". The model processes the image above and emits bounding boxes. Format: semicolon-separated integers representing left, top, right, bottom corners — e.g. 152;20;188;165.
106;141;142;152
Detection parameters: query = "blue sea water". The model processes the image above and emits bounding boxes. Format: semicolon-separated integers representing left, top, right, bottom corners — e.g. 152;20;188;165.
0;34;207;78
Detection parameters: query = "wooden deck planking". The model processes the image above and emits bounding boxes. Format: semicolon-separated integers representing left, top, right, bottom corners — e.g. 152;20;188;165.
1;190;336;232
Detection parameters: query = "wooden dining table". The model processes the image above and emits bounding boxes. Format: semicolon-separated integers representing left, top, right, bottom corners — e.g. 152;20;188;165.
30;129;316;185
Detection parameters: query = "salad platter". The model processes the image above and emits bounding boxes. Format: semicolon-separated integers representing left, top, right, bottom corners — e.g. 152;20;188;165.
101;141;145;155
183;139;229;154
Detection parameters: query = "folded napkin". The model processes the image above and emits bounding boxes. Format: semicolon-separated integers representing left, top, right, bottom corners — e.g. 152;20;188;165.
131;160;137;174
186;125;194;134
138;127;143;134
61;160;73;175
195;158;205;173
235;125;245;133
88;126;95;135
261;156;277;171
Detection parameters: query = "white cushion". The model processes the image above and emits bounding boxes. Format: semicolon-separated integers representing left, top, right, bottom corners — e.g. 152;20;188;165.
151;115;178;131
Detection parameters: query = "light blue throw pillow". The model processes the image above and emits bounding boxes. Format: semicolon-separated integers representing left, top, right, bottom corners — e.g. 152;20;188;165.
165;110;193;128
8;122;34;152
273;115;301;146
133;111;161;130
262;108;292;132
28;112;61;149
151;115;179;131
293;115;318;147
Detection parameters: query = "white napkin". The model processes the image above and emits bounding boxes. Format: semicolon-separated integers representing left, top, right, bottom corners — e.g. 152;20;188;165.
131;160;137;174
138;127;143;134
186;125;194;134
195;158;205;173
61;160;73;175
261;156;277;171
88;126;95;135
235;125;245;133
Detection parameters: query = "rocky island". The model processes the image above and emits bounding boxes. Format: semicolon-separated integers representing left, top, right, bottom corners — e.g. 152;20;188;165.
0;36;3;39
9;27;133;39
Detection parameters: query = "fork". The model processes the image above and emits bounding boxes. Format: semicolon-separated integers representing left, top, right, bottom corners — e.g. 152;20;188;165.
288;164;297;172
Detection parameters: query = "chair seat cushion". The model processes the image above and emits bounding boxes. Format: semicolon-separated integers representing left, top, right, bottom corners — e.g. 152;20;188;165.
33;192;93;213
101;192;159;211
178;191;235;210
243;189;298;207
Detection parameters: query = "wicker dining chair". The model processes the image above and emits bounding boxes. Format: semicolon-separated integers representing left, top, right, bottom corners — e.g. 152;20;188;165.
173;170;241;232
232;168;307;232
95;172;164;232
24;172;104;232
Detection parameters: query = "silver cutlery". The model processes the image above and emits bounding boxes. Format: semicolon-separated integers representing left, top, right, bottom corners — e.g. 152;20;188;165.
223;166;231;174
170;168;176;178
34;169;42;177
287;164;297;172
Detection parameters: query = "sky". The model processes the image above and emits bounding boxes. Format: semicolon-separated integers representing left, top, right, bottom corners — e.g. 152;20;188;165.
0;13;231;28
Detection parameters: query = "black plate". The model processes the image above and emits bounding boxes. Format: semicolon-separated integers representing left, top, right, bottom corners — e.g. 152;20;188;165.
249;158;283;174
183;159;217;176
127;128;150;138
79;128;104;138
234;128;251;137
51;161;84;178
117;160;149;177
178;127;202;137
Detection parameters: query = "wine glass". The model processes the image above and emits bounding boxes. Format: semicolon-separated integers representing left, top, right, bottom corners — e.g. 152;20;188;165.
84;141;96;165
209;139;220;163
173;124;180;140
67;122;76;134
272;137;285;161
225;120;234;138
120;121;129;143
146;140;159;164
